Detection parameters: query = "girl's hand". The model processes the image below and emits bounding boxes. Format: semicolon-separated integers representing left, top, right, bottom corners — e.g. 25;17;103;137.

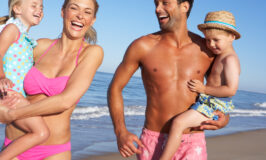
0;78;14;97
187;79;206;93
3;90;30;109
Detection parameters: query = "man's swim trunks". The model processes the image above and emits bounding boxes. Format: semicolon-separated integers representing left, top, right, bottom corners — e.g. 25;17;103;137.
137;128;207;160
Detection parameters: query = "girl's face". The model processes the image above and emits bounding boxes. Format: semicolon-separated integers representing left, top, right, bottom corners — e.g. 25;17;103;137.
15;0;43;27
62;0;96;40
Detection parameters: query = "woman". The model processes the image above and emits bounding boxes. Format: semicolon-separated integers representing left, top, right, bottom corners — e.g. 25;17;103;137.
0;0;103;159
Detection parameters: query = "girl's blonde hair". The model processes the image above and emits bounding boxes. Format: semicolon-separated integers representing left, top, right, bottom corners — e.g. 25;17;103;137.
0;0;21;25
62;0;99;44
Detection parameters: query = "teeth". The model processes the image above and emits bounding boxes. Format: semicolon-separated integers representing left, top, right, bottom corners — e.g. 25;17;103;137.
159;15;168;19
72;21;83;27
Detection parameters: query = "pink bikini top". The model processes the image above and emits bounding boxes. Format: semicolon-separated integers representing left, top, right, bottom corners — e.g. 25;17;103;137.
24;39;83;97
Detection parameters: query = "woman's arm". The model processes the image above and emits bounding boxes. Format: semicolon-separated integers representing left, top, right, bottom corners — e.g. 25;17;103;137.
5;44;103;121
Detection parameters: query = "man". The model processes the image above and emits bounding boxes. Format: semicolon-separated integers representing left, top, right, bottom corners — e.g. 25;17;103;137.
108;0;229;159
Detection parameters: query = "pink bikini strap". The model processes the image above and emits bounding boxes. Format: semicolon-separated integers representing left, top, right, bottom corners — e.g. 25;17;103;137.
75;42;83;66
36;39;58;64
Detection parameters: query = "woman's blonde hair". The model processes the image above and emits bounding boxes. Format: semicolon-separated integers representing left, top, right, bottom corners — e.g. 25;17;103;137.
0;0;21;25
62;0;99;44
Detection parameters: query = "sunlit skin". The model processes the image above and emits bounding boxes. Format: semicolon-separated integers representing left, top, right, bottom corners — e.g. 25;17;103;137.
108;0;229;158
1;0;103;160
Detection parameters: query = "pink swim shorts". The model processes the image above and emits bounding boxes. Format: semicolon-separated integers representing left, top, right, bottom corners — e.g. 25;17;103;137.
4;137;71;160
137;128;207;160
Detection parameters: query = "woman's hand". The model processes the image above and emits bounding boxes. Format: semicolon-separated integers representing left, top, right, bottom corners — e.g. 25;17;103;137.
0;104;13;124
0;90;30;123
187;79;206;94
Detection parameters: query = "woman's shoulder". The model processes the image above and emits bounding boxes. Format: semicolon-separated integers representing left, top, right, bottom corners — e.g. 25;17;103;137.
36;38;55;47
34;38;56;57
78;43;103;64
83;43;104;56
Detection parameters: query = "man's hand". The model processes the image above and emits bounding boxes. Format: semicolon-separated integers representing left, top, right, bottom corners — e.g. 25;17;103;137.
187;79;206;94
116;130;144;157
200;111;229;130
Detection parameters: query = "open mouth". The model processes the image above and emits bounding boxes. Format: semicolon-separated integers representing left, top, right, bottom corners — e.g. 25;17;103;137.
33;14;41;18
71;21;84;30
158;15;169;23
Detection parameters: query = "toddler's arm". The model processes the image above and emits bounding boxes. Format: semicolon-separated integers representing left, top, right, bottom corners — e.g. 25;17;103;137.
188;55;240;97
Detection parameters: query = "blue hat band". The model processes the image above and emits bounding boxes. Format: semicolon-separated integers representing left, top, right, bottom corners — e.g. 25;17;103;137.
204;21;237;30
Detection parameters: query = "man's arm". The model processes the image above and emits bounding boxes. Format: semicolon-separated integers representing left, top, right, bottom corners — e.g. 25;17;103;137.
108;39;145;157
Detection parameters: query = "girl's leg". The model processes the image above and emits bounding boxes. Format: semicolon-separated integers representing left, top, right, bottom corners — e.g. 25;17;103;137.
160;109;210;160
0;116;49;160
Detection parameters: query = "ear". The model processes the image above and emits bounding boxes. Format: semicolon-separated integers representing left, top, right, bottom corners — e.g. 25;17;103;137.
230;34;236;41
180;1;189;15
13;4;22;15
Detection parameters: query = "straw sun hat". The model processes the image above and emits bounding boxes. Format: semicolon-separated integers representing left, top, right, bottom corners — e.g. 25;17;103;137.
198;11;241;39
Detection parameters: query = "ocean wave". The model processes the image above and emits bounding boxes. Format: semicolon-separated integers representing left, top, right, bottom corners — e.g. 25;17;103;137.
254;102;266;108
71;106;145;120
71;106;266;120
230;109;266;117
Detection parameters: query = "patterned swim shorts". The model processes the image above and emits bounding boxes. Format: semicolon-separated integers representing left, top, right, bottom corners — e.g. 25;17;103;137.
191;94;235;120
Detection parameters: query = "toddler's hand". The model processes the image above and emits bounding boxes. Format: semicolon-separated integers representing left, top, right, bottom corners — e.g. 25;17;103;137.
1;90;29;109
187;79;205;93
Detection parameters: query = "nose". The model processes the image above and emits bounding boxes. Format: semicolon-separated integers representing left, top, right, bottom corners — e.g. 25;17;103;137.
77;11;84;19
209;40;215;48
155;3;163;14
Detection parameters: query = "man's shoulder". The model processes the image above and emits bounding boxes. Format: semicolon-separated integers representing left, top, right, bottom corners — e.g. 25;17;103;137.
188;31;205;46
188;31;214;58
129;32;161;51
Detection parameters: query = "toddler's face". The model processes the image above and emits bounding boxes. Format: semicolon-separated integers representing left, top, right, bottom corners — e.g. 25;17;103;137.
17;0;43;27
204;30;234;55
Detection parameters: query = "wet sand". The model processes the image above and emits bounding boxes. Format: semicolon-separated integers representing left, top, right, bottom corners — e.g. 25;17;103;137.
83;129;266;160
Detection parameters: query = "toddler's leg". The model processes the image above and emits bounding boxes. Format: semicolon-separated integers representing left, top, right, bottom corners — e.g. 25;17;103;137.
160;109;210;160
0;116;49;160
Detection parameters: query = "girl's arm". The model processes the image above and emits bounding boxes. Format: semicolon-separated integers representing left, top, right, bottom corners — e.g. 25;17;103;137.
0;24;19;90
188;55;240;97
5;44;103;121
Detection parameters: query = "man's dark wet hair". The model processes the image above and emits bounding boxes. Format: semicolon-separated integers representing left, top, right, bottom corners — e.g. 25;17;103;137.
177;0;194;18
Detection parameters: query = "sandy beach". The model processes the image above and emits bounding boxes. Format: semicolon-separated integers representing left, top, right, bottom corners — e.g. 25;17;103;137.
83;129;266;160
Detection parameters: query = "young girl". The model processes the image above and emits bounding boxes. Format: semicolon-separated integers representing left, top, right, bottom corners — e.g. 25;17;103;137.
160;11;241;160
0;0;49;159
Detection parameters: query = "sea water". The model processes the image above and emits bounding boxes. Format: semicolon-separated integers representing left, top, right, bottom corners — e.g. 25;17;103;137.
0;71;266;159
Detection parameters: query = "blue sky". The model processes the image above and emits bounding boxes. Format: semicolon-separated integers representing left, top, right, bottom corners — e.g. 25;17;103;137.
0;0;265;93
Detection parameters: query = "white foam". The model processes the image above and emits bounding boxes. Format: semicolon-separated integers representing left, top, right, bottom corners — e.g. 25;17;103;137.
254;102;266;108
71;106;145;120
71;106;266;120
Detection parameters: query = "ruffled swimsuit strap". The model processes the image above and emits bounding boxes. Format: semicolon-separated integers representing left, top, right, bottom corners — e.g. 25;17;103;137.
35;39;58;64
